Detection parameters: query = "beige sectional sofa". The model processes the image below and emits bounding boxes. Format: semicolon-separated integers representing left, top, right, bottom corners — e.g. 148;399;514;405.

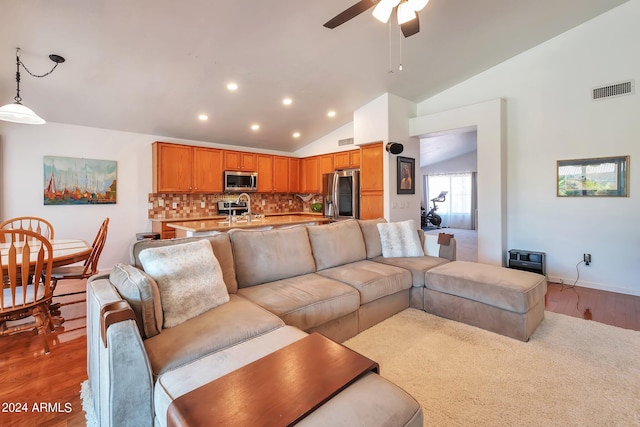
86;218;545;426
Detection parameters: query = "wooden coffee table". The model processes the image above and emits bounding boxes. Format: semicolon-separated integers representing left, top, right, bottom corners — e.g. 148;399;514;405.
167;332;379;427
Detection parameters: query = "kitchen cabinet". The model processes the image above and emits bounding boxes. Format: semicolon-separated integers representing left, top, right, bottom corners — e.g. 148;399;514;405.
224;151;257;171
273;156;290;193
359;142;384;219
319;154;334;176
301;156;320;193
333;149;360;169
193;147;223;193
153;142;192;192
257;154;274;192
152;221;177;240
288;158;300;193
153;142;223;193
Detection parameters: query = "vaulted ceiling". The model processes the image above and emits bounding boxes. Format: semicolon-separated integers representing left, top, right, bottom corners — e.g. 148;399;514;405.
0;1;629;152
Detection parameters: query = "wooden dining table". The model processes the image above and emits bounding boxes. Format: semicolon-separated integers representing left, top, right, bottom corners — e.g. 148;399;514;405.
0;239;92;269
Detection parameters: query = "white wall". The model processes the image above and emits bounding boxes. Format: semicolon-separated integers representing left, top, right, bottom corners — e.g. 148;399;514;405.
293;122;354;158
387;94;420;223
416;0;640;295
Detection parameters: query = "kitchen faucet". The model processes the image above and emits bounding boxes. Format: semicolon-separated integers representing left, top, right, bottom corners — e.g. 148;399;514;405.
236;192;252;221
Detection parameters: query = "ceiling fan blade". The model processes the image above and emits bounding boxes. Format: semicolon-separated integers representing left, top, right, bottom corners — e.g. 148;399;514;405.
400;14;420;37
324;0;378;29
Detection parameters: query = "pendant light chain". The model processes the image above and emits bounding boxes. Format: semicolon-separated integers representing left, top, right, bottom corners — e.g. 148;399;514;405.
16;48;61;79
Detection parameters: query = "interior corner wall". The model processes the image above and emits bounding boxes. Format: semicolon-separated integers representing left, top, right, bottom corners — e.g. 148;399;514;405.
293;122;355;158
386;94;420;224
415;0;640;295
410;99;506;266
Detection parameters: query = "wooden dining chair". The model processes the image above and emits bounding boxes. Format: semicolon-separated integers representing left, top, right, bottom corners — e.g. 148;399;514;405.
51;218;109;296
0;217;55;243
0;229;55;354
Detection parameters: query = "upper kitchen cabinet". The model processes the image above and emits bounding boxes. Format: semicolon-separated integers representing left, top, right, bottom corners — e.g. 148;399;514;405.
257;154;274;192
301;156;320;194
319;154;334;176
333;149;360;170
193;147;223;193
153;142;223;193
272;156;290;193
224;151;257;171
288;158;301;193
153;142;193;192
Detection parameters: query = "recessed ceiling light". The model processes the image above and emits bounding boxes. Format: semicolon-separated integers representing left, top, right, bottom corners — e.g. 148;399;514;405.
327;110;336;118
292;132;301;138
251;124;260;131
282;98;293;106
198;114;209;121
227;82;238;91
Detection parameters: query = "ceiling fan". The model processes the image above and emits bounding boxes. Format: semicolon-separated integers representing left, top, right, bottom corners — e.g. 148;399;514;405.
324;0;429;38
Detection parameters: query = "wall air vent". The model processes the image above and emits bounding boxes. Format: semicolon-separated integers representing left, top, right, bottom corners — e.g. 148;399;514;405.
592;80;634;101
338;138;354;146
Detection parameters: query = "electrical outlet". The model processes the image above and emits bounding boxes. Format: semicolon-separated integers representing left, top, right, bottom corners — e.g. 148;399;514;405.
200;201;206;208
262;200;266;206
172;202;177;209
584;253;591;266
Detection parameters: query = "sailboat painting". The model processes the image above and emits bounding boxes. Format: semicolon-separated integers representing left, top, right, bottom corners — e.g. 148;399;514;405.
43;156;117;205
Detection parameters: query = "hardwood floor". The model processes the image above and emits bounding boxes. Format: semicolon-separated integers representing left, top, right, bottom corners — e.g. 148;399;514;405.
0;279;88;427
1;279;639;426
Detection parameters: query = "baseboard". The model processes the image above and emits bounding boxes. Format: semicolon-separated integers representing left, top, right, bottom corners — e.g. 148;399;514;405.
547;276;640;297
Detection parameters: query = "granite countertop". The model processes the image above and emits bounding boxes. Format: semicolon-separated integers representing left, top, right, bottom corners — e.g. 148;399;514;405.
166;214;329;232
149;211;323;223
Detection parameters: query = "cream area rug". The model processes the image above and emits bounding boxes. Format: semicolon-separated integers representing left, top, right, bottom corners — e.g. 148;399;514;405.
344;309;640;426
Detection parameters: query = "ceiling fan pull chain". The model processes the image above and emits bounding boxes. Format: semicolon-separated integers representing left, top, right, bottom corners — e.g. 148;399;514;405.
399;28;403;71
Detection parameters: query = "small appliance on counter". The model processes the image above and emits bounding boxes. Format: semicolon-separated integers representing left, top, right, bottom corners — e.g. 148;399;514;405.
322;169;360;220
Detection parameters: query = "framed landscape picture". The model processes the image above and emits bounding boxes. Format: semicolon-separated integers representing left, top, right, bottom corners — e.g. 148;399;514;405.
44;156;117;205
557;155;629;197
397;156;415;194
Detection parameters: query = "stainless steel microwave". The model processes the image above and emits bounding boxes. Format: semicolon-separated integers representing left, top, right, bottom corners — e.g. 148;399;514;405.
224;170;258;192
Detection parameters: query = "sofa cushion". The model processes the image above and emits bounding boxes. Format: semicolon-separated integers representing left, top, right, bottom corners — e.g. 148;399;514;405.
144;294;284;377
357;218;386;259
377;220;423;257
425;261;547;314
229;227;316;288
372;256;450;287
138;239;230;329
109;263;163;338
307;219;367;270
130;234;238;294
317;260;412;304
236;273;360;331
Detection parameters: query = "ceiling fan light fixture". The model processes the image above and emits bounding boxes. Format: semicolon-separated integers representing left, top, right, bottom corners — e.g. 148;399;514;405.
0;102;46;124
372;2;394;23
408;0;429;12
397;1;417;24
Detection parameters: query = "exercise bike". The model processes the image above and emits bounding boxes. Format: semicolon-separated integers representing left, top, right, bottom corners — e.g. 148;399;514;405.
422;191;447;228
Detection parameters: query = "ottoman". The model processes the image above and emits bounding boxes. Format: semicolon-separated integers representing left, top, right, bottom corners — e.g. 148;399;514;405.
424;261;547;341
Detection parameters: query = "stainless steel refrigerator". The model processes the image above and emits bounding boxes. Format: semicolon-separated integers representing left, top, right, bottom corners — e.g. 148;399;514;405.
322;169;360;220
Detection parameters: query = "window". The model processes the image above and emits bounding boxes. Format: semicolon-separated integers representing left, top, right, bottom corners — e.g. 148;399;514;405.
426;173;475;229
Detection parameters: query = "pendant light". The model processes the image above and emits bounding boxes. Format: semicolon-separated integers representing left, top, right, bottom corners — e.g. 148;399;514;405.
0;48;65;125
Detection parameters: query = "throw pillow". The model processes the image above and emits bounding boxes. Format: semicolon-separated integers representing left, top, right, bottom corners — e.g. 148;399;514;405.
138;239;229;329
376;219;424;258
109;263;163;338
423;234;441;257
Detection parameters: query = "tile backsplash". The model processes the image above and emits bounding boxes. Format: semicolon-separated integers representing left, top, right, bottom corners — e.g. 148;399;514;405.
148;193;323;219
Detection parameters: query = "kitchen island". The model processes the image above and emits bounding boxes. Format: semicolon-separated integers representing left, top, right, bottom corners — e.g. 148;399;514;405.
167;214;331;237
